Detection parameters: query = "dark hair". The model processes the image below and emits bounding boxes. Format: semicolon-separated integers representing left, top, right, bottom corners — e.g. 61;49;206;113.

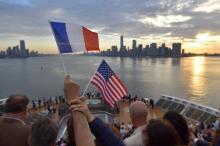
67;116;76;146
163;111;189;145
144;119;179;146
5;95;29;113
30;118;58;146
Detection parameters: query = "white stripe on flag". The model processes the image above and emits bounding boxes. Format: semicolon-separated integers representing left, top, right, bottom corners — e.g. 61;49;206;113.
92;75;115;104
93;76;114;103
108;78;124;97
112;76;127;95
66;23;86;52
91;79;114;106
106;82;121;100
95;73;118;102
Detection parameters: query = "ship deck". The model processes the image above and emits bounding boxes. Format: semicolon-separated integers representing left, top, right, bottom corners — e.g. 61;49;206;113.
28;100;164;126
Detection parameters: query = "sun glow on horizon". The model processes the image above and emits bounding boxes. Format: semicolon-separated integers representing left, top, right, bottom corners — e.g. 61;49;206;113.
1;32;220;54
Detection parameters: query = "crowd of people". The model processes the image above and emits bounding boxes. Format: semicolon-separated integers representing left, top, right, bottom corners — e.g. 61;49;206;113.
31;96;66;114
0;75;220;146
122;94;155;109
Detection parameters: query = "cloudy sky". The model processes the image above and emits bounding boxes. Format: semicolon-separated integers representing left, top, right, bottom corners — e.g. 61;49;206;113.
0;0;220;53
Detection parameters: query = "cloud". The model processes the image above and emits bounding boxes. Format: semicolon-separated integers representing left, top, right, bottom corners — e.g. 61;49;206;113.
139;15;192;27
0;0;220;52
193;0;220;13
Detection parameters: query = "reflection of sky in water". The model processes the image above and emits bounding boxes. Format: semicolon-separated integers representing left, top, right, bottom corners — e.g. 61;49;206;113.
1;56;220;108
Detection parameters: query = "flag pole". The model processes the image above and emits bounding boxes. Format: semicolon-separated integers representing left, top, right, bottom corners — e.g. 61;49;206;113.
59;54;67;75
82;74;94;96
82;59;103;97
48;20;67;75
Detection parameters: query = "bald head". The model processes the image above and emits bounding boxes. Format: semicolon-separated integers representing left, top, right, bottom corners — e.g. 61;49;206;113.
129;101;147;128
130;101;148;117
5;95;29;113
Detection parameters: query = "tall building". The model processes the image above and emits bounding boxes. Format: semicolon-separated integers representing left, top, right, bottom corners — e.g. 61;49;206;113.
120;35;124;49
119;35;127;57
20;40;27;57
143;45;149;56
160;43;169;57
137;44;143;56
20;40;25;50
149;43;157;56
132;40;137;50
7;47;12;56
111;45;118;57
172;43;182;57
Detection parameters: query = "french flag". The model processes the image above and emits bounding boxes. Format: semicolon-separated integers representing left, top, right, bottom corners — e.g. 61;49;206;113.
50;21;100;53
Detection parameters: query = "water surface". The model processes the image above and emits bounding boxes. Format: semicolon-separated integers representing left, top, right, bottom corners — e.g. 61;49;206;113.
0;56;220;108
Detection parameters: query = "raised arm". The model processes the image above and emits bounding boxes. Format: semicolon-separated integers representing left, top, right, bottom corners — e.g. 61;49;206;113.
64;75;95;146
70;97;126;146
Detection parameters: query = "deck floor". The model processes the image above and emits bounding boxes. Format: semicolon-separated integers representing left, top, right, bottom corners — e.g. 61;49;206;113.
28;101;164;126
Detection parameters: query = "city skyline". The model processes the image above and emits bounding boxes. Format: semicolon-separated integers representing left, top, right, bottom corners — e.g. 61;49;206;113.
0;40;41;58
0;0;220;54
98;35;183;58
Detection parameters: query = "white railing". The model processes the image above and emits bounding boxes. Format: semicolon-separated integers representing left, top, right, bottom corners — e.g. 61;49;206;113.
161;95;220;116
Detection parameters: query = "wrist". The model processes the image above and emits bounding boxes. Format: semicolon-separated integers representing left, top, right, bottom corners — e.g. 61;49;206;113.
88;114;95;123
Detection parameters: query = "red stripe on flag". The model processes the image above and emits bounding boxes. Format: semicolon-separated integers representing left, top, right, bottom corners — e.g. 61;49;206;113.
82;27;100;51
95;73;118;102
106;82;120;101
92;74;115;104
93;74;116;103
114;75;128;94
91;81;114;107
109;76;125;97
108;79;123;98
92;77;114;105
91;80;114;107
112;75;127;96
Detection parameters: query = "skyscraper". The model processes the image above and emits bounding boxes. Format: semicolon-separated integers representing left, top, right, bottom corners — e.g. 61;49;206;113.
149;43;157;56
20;40;27;57
120;35;124;49
111;45;118;57
132;40;137;50
172;43;182;57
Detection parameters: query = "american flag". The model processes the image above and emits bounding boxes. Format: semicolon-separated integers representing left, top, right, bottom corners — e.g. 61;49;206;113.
91;59;128;107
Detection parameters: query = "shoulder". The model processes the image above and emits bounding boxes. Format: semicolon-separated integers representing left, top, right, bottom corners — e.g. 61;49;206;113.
124;131;144;146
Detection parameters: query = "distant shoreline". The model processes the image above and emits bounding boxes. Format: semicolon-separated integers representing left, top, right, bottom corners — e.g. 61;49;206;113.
1;53;220;59
84;53;220;58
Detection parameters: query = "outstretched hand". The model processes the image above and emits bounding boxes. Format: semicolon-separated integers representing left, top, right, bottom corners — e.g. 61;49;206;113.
64;75;80;104
69;97;95;123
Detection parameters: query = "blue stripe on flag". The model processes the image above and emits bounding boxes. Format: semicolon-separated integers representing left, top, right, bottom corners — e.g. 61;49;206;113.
50;21;73;53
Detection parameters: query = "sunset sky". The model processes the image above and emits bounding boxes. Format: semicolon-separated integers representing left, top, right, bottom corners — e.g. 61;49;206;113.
0;0;220;54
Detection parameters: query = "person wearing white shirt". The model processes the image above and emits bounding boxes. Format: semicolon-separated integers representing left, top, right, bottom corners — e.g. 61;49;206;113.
127;122;133;131
124;101;147;146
